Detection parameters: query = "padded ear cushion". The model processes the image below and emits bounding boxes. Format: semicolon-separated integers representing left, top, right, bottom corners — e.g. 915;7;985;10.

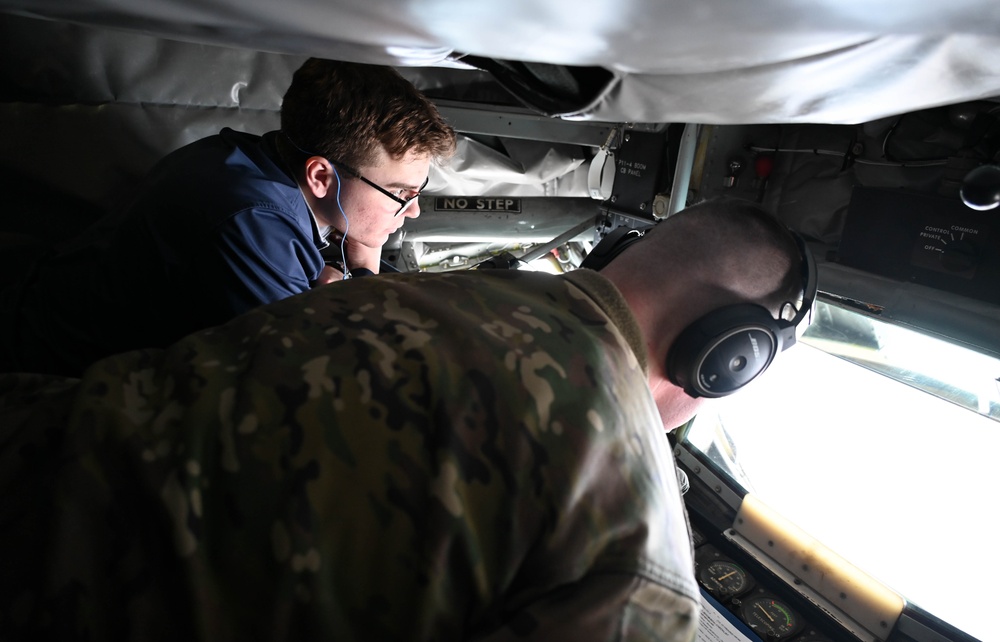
667;304;783;398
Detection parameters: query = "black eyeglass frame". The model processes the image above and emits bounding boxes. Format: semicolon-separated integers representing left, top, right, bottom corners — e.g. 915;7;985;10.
330;160;428;217
278;131;427;217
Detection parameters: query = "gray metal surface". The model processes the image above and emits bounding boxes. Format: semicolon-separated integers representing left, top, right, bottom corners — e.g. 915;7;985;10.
406;197;598;241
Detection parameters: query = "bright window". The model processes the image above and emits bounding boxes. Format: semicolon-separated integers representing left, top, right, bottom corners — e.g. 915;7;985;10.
685;300;1000;642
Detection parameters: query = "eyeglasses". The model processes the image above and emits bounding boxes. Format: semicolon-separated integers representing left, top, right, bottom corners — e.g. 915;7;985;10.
331;160;428;217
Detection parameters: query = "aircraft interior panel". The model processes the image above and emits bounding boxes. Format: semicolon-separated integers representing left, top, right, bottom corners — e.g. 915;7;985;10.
2;6;999;642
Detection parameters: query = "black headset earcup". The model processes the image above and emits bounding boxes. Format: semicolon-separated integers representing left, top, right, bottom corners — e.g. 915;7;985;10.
667;304;783;399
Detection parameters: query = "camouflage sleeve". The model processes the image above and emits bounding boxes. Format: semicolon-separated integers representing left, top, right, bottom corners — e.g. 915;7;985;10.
0;269;699;642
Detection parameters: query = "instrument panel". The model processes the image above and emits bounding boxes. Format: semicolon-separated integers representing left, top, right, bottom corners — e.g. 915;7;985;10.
693;538;842;642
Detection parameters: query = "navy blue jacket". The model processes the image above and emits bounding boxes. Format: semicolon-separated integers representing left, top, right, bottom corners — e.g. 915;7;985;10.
1;128;330;376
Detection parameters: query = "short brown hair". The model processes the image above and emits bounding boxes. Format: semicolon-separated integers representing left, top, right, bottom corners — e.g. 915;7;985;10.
280;59;456;169
653;199;804;313
612;199;804;316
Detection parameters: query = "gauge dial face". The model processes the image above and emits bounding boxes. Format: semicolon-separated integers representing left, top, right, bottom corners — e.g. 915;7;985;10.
742;596;801;639
698;560;750;598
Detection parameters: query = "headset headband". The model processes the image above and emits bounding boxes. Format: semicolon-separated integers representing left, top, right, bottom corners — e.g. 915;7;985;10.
774;231;817;351
578;227;646;271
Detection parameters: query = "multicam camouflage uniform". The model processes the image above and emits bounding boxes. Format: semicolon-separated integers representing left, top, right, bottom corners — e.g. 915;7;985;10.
0;268;700;641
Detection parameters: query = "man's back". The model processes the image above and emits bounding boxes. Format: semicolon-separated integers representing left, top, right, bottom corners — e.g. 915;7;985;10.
0;269;699;641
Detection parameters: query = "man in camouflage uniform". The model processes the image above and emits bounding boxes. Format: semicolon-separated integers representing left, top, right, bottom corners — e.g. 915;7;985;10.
0;200;804;641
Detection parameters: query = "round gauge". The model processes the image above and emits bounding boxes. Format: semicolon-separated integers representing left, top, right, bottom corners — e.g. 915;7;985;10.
741;595;801;639
698;560;750;599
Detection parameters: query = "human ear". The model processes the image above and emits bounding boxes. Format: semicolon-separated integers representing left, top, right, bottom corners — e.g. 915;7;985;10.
303;156;334;199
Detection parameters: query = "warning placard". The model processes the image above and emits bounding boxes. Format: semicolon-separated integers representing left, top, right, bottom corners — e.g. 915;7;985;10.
434;197;521;213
